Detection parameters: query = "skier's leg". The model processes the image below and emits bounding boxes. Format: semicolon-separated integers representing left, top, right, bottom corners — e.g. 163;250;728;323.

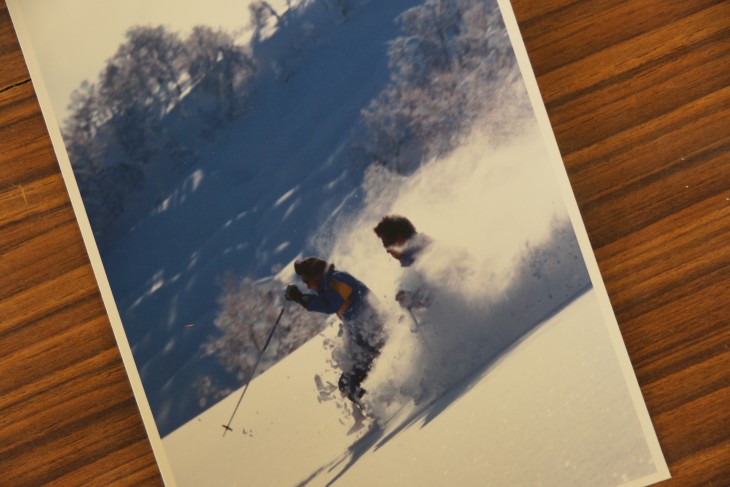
338;369;368;434
338;367;368;403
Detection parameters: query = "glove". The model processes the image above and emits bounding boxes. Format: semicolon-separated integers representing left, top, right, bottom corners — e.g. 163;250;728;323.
395;290;415;309
285;284;306;306
396;288;432;309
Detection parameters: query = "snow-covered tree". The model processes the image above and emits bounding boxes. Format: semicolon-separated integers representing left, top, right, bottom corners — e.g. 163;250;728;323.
359;0;524;174
199;276;327;400
99;26;188;120
249;0;284;42
62;23;262;245
186;26;257;128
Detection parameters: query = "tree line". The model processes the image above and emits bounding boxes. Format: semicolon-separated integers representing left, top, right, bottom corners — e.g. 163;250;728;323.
63;25;256;244
358;0;527;174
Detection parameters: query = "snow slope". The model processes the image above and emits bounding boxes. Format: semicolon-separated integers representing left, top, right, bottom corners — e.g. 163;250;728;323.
163;290;662;487
162;121;666;486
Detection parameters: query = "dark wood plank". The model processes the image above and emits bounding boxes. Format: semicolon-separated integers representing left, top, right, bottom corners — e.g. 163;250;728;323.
1;0;727;485
0;1;162;485
0;0;28;90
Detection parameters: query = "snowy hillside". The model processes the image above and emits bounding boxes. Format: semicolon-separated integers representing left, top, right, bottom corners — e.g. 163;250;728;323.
164;290;661;487
85;0;538;437
100;0;423;435
161;119;669;485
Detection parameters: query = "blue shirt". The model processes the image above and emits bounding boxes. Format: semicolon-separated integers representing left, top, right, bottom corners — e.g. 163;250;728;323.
304;268;371;321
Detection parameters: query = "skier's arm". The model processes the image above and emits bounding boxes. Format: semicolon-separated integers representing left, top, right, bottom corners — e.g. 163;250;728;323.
286;283;345;315
305;285;347;315
396;266;432;309
396;287;432;309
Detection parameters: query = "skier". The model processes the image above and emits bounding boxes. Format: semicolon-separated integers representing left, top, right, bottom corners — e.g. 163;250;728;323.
285;257;385;427
373;215;433;310
373;215;431;267
374;215;481;403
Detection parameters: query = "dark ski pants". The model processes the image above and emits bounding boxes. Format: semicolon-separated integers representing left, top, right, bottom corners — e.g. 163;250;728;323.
338;342;382;404
338;320;384;404
338;365;370;403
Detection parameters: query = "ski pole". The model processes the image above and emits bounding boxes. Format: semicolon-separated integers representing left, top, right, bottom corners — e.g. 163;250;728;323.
407;307;420;331
407;307;431;350
222;306;286;437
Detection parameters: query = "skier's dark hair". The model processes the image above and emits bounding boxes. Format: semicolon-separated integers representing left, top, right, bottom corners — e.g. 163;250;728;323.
373;215;417;244
294;257;332;278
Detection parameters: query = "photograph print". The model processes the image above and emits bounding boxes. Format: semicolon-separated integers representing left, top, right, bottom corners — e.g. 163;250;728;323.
7;0;670;485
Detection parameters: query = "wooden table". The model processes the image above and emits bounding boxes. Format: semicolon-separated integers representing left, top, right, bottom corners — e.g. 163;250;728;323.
1;0;727;485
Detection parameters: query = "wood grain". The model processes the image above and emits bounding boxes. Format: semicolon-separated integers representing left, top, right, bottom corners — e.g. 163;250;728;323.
0;1;162;485
1;0;727;485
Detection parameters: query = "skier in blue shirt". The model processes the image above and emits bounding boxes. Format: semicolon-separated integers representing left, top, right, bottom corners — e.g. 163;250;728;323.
285;257;385;420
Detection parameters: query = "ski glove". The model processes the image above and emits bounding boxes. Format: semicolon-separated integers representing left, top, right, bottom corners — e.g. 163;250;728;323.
395;288;432;309
285;284;308;307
